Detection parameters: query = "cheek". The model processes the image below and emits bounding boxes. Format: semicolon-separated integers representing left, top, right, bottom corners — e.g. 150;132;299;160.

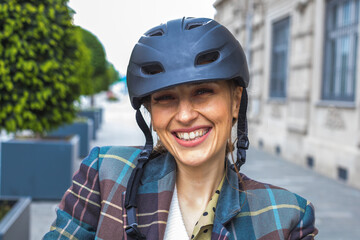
200;99;233;126
151;107;172;131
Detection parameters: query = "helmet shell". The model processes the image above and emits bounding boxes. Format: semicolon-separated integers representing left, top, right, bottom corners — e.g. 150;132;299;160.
127;17;249;109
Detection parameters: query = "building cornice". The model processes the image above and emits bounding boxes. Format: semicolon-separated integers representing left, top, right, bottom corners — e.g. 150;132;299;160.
213;0;228;8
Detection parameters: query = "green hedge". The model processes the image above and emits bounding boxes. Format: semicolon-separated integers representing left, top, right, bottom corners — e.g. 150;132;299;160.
0;0;86;134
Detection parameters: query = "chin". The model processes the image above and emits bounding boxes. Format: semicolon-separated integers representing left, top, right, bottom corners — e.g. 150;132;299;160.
177;156;207;167
171;146;224;169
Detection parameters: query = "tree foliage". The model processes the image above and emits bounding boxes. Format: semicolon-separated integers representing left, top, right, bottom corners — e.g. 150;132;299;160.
79;28;107;96
0;0;84;134
105;62;120;88
74;27;93;97
79;28;119;96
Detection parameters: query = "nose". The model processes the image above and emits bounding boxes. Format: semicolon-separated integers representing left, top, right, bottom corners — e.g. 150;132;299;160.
175;98;198;125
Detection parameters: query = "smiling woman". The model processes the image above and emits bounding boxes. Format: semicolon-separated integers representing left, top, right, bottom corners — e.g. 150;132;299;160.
43;18;318;240
150;81;241;169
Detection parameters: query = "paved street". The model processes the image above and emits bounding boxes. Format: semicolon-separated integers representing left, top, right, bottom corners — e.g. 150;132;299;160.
31;92;360;240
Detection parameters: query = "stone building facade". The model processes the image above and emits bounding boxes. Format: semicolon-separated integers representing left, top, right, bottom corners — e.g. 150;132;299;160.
214;0;360;189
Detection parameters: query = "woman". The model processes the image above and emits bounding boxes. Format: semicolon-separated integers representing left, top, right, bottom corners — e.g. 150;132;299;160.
44;18;317;240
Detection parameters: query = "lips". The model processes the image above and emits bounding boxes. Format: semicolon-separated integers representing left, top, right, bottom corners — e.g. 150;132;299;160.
175;128;210;141
172;127;212;147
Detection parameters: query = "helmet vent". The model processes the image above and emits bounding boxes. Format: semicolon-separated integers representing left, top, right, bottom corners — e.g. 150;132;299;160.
147;29;164;37
186;22;205;30
196;51;220;66
141;63;164;75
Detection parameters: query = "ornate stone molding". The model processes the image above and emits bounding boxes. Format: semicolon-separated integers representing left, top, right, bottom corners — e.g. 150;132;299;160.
251;43;264;52
291;62;312;71
252;20;264;31
289;95;310;102
213;0;227;8
250;68;264;76
325;107;345;130
296;0;313;13
287;121;308;135
292;29;313;39
271;104;282;119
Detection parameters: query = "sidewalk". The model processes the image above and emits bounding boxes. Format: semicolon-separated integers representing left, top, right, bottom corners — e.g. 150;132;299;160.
31;93;360;239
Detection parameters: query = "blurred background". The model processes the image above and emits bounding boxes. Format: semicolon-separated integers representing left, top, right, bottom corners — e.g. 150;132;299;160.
0;0;359;239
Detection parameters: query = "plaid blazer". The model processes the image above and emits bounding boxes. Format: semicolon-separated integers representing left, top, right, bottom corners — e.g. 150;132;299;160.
43;146;318;240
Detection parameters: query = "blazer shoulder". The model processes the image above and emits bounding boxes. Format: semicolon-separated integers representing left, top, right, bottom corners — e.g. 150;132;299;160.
96;146;142;184
240;174;314;233
241;173;309;207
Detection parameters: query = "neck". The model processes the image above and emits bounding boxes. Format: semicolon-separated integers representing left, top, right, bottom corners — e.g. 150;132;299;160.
176;160;225;203
174;156;225;236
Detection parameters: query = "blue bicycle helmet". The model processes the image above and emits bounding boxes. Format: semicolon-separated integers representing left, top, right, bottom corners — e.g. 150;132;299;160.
127;17;249;109
125;17;250;239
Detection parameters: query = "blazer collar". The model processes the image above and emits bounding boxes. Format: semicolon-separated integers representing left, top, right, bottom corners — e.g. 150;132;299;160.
138;153;243;236
140;153;244;224
215;164;244;225
140;152;176;184
135;153;176;239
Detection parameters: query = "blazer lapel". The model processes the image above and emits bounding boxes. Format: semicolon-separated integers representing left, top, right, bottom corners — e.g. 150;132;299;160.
212;165;244;240
136;153;176;240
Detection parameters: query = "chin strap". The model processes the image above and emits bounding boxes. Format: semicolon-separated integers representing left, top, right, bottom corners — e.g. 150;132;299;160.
125;109;153;240
231;88;250;171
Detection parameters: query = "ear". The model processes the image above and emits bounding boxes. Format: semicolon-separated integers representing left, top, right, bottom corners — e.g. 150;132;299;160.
232;86;243;119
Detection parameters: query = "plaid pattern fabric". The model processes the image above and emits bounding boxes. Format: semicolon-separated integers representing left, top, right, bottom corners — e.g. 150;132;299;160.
43;146;318;240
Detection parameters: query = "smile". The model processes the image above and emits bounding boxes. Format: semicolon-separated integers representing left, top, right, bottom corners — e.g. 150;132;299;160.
175;128;210;141
172;127;212;147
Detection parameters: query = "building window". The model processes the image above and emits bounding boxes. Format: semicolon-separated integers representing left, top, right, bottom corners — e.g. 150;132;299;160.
323;0;359;101
270;17;290;98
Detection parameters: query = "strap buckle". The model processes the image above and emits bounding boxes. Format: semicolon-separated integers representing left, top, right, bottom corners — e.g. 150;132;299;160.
125;223;146;240
138;149;151;162
125;207;146;239
237;136;249;150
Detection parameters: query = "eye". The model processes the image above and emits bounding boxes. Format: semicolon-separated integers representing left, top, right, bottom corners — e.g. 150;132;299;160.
194;88;214;96
152;94;175;103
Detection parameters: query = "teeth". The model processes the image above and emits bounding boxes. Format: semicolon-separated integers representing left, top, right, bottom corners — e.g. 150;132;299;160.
176;129;209;141
184;132;189;140
189;132;195;139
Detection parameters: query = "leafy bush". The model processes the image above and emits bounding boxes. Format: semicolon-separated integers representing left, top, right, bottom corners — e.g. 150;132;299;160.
0;0;85;134
0;201;12;221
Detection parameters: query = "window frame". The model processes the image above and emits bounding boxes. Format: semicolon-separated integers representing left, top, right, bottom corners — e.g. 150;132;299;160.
322;0;360;102
269;16;291;99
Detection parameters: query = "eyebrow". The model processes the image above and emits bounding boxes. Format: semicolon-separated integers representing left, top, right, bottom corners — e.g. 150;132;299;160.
186;81;217;87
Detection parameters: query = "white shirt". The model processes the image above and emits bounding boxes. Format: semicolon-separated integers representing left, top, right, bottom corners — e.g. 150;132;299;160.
164;185;189;240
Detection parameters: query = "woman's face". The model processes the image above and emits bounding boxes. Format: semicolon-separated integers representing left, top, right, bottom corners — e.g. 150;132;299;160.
150;80;242;168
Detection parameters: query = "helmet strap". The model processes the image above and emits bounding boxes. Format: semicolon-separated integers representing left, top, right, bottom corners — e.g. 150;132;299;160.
232;88;249;171
125;109;153;240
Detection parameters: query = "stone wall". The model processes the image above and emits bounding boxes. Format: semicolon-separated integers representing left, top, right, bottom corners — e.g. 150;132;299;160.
214;0;360;189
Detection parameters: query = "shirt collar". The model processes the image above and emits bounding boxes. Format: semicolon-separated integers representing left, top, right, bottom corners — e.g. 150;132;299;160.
191;173;225;237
